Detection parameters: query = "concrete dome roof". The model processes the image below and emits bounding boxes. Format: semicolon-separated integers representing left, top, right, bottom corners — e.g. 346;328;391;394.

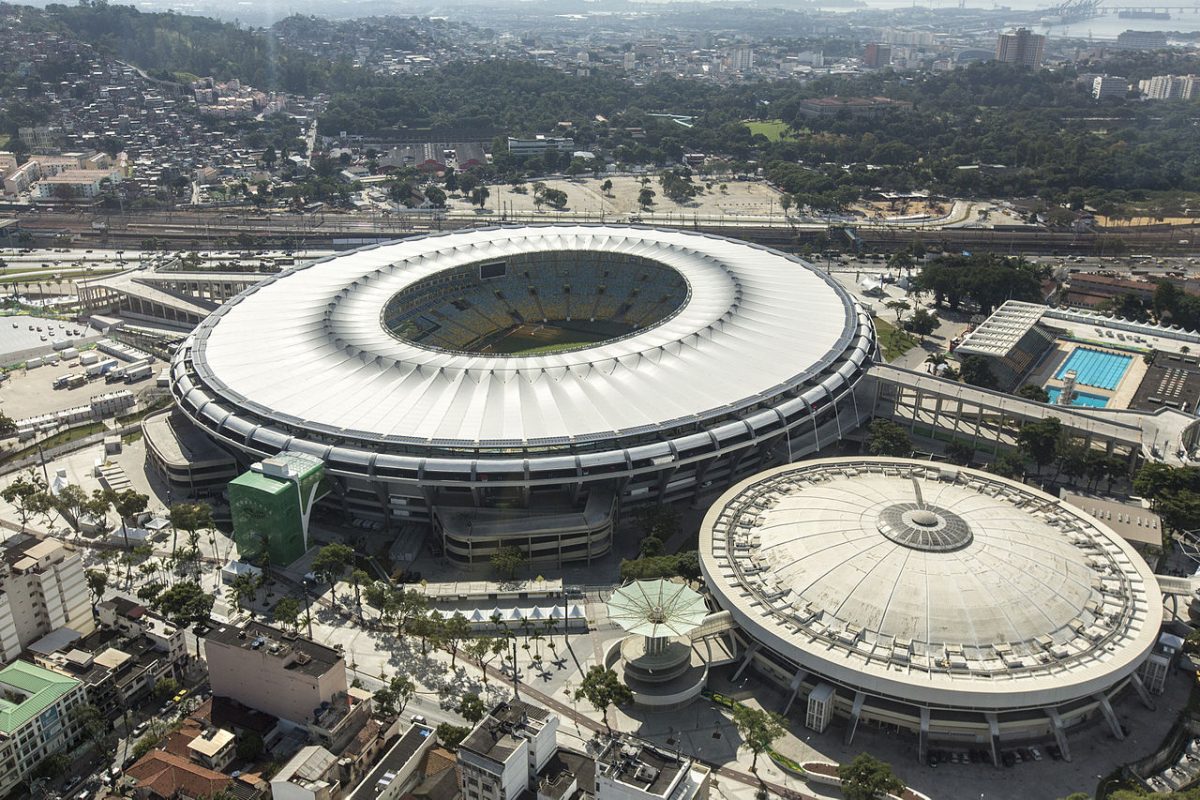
700;458;1162;710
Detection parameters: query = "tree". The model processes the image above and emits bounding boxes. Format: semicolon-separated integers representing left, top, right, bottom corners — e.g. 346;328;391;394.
1018;417;1063;474
637;187;656;210
312;542;354;595
458;693;488;723
471;185;490;209
442;612;471;668
273;596;302;631
54;483;89;531
0;411;15;438
1017;384;1050;403
989;450;1027;480
109;489;149;584
153;580;214;648
574;666;632;732
958;355;997;389
227;572;260;618
884;299;910;325
905;308;939;341
730;704;784;772
262;146;277;169
154;677;180;701
425;186;447;208
236;732;264;761
543;188;568;209
491;546;525;581
837;753;904;800
866;419;911;457
945;441;975;466
168;502;213;566
373;674;415;717
73;703;108;751
601;179;613;195
437;723;471;749
350;569;370;619
1;471;49;531
85;569;108;610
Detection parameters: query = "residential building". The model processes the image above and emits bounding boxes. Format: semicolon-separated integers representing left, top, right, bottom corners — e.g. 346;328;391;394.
0;535;93;663
995;28;1045;68
2;160;39;196
203;621;370;750
506;136;575;157
31;167;121;200
0;661;87;796
728;46;754;72
273;745;342;800
126;750;239;800
30;627;179;717
1139;74;1198;100
1115;29;1169;49
595;738;710;800
186;727;237;772
458;701;559;800
96;597;188;668
348;724;436;800
1093;75;1129;100
863;43;892;68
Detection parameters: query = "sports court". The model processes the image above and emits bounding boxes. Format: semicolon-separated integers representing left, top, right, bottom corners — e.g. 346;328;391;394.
1054;347;1132;390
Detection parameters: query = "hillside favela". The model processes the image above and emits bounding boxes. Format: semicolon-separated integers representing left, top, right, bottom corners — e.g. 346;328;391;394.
1;0;1200;798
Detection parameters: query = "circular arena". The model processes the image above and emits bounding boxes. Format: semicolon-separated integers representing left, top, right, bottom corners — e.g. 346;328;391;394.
170;225;876;565
699;457;1163;760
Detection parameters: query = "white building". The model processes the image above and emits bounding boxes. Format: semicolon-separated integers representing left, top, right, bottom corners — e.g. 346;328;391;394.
96;596;187;666
1093;75;1129;100
273;745;341;800
0;661;87;796
458;701;559;800
505;136;575;157
595;738;710;800
1139;74;1198;100
0;536;93;663
348;724;436;800
32;168;121;200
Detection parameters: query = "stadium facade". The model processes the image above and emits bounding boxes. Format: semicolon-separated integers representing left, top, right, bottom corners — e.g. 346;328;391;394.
700;457;1163;761
170;225;876;565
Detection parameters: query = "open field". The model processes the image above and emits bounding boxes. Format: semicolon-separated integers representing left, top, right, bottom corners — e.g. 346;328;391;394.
477;175;787;221
744;119;795;142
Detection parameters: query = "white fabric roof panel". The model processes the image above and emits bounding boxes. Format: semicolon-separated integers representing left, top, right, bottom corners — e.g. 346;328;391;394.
191;226;861;448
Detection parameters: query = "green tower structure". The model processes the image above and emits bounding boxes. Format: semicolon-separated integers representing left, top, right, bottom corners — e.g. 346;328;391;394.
230;451;327;567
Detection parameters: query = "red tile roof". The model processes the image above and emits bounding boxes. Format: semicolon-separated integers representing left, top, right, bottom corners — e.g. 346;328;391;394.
127;750;231;799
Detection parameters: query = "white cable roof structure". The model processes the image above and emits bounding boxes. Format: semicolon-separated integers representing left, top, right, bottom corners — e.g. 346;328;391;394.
607;579;709;638
700;457;1162;711
181;225;864;449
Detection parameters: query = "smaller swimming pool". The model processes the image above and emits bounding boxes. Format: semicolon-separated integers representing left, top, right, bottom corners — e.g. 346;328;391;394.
1054;347;1132;391
1045;387;1110;408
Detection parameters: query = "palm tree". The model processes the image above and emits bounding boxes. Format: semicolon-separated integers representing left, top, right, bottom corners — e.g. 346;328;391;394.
924;352;948;375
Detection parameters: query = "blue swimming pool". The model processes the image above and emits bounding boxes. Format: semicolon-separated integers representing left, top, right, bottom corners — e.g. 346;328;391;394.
1054;348;1132;390
1045;387;1110;408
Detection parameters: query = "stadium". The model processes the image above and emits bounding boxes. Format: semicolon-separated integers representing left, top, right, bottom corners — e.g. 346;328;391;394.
169;225;876;565
699;457;1163;761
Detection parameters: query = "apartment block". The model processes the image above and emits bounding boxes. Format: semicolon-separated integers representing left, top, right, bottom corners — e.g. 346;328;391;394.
0;536;93;663
458;701;559;800
0;661;87;796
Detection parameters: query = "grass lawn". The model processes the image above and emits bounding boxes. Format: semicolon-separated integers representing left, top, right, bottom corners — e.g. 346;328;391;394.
872;317;918;361
510;341;594;355
744;119;794;142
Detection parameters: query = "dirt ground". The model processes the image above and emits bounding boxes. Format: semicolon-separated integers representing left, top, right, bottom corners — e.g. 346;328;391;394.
467;175;788;221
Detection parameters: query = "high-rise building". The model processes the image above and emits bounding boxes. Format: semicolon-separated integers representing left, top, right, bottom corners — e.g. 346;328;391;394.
0;536;92;663
1140;74;1198;100
995;28;1045;67
1115;29;1168;50
729;46;754;73
1093;75;1129;100
863;43;892;68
